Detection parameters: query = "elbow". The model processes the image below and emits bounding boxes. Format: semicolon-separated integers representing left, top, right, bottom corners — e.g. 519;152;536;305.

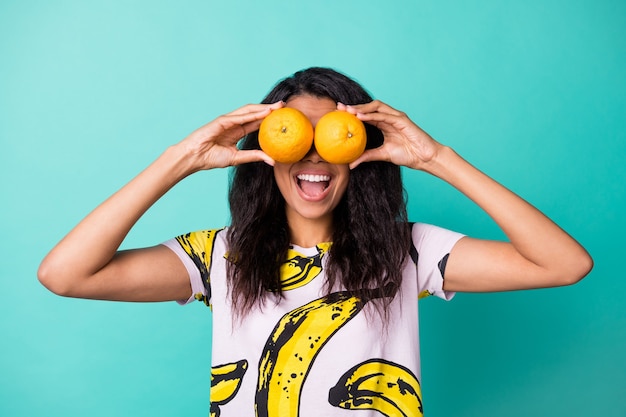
578;252;595;282
37;259;76;297
560;251;594;287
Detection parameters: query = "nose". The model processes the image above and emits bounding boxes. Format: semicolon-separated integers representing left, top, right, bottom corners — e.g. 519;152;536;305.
303;144;324;163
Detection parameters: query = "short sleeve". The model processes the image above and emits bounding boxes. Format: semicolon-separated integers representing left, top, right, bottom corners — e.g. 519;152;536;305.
161;229;224;306
411;222;465;301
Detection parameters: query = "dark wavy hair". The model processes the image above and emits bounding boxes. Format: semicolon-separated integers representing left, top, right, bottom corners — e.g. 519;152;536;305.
227;67;411;317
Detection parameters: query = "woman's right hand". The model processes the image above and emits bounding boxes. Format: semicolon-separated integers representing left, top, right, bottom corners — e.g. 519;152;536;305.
178;101;284;171
38;101;284;302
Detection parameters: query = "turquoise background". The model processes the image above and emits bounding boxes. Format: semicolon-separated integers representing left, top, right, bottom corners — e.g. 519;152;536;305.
2;0;624;416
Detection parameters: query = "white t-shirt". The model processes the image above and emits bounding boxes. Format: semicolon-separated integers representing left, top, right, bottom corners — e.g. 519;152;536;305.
163;222;464;417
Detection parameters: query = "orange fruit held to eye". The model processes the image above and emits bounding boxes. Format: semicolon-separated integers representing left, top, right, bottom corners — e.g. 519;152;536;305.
258;107;314;163
314;111;367;164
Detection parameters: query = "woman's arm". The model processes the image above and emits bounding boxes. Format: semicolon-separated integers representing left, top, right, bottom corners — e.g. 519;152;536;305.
345;101;593;292
38;102;283;301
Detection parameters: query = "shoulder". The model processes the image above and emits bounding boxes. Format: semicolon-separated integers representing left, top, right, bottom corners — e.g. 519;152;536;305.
411;222;465;248
166;228;228;263
174;228;227;249
409;222;465;268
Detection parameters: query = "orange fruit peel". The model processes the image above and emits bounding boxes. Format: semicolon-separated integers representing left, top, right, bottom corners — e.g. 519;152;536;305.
258;107;314;163
314;111;367;164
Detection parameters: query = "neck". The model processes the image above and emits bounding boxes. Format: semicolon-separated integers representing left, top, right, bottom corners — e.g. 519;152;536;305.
287;214;334;248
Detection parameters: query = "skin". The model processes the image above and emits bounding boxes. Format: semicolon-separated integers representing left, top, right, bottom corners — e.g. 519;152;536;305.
342;100;593;291
37;96;593;302
274;96;350;247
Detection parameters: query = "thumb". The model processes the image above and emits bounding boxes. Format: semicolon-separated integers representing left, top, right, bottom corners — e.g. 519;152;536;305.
349;148;388;169
232;149;275;166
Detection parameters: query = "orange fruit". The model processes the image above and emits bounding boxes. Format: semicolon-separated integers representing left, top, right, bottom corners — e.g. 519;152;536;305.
258;107;314;163
314;111;367;164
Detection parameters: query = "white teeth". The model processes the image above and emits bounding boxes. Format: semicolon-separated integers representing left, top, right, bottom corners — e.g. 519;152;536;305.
297;174;331;182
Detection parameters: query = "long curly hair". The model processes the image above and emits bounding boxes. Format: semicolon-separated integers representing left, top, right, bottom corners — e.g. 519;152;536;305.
227;67;411;317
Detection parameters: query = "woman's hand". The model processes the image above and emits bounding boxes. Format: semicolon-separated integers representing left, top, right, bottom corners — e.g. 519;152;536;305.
38;101;284;302
338;101;442;170
339;101;592;292
178;101;284;172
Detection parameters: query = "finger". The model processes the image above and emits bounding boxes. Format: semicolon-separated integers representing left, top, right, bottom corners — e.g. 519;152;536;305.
363;119;397;134
231;149;275;166
347;100;404;117
222;100;288;133
227;101;284;116
336;103;401;134
349;147;390;169
218;107;275;132
240;119;263;136
356;111;407;130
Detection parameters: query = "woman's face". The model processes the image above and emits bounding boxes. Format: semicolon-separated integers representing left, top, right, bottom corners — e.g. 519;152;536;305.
273;95;350;238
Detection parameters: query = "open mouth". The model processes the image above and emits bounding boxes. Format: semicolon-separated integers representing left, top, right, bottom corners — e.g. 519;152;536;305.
296;173;331;198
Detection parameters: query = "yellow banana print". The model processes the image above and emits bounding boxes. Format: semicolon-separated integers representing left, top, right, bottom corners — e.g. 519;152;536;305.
210;359;248;417
175;229;223;306
280;243;330;291
418;289;432;299
255;289;381;417
328;358;423;417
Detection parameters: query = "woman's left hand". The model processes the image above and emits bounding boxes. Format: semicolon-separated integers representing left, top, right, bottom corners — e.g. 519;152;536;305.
338;101;442;171
338;103;593;293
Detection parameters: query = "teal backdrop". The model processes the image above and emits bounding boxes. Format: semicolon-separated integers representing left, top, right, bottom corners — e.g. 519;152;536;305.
2;1;624;416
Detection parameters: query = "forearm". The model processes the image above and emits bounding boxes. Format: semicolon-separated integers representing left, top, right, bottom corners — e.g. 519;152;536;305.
38;102;280;299
38;144;195;290
349;100;592;290
424;146;566;252
426;146;593;287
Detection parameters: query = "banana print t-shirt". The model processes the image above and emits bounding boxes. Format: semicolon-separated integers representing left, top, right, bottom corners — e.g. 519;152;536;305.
162;222;464;417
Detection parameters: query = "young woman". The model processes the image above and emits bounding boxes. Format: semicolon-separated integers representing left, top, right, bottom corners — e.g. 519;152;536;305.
38;67;592;417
